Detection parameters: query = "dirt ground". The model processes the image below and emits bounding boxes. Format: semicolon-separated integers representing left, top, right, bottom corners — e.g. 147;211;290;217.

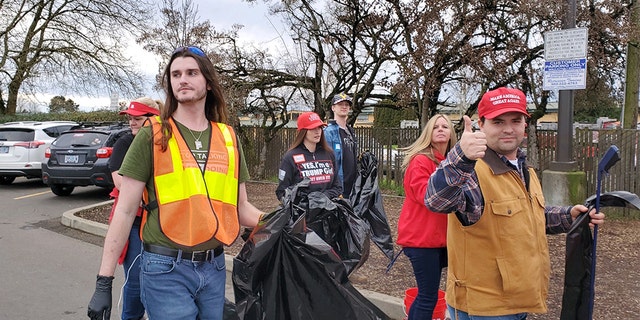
76;181;640;319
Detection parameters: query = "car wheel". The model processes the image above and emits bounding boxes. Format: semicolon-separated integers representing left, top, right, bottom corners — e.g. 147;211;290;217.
0;176;16;185
50;184;75;196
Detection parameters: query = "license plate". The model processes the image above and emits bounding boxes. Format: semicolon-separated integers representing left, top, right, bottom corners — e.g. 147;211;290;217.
64;155;79;164
0;146;8;153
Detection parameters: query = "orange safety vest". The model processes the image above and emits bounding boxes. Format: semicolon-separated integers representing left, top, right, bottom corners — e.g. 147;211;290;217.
143;117;240;246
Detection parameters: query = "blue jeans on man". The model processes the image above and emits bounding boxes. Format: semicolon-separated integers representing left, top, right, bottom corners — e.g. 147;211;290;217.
446;306;528;320
140;249;226;320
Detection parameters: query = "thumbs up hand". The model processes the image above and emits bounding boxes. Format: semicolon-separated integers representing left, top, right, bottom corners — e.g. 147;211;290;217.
459;115;486;160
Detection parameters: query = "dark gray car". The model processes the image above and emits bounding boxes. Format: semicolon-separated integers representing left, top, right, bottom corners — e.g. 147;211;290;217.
42;124;130;196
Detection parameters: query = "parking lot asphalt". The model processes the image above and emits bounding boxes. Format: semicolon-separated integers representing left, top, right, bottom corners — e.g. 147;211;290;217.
61;201;406;320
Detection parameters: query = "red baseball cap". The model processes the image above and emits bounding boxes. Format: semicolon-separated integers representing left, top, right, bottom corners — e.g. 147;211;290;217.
297;111;326;131
119;101;160;116
478;87;529;119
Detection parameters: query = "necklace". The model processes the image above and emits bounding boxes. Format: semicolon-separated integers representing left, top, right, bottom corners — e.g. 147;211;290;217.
186;127;205;150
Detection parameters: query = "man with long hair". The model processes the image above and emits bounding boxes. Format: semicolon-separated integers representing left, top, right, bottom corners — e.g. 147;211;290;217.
88;46;264;320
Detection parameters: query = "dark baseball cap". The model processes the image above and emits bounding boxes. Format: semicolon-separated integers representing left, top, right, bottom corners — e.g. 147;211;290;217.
331;92;352;105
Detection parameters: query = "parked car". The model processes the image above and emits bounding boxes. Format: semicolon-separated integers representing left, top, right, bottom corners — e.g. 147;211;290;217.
0;121;78;185
42;123;130;196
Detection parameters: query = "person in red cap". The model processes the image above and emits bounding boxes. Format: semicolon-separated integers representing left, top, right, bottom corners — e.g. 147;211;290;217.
424;87;605;319
108;97;162;320
275;111;342;200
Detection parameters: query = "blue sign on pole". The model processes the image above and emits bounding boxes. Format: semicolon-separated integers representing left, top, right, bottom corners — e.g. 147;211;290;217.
543;58;587;90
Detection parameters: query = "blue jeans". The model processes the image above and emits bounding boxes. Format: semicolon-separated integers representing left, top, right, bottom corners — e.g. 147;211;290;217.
447;305;527;320
121;224;144;320
403;247;447;320
140;248;226;320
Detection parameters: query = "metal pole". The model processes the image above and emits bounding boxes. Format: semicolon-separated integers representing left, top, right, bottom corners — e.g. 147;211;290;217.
550;0;577;171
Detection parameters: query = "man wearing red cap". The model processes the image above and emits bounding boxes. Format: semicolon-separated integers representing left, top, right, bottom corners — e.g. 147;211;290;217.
424;87;605;319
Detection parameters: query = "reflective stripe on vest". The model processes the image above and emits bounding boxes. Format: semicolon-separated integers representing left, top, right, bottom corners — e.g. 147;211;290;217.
149;117;240;246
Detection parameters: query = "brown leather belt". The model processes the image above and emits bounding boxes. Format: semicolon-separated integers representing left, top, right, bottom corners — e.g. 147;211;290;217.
143;243;223;262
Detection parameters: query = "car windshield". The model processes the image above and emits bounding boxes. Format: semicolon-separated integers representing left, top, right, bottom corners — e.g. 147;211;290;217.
53;132;109;147
0;129;35;141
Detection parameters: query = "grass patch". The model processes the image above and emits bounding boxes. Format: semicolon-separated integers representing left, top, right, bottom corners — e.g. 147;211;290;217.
599;207;640;221
378;179;404;196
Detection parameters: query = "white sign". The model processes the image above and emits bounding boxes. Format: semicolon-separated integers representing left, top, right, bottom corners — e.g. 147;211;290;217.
543;59;587;90
544;28;588;90
544;28;588;60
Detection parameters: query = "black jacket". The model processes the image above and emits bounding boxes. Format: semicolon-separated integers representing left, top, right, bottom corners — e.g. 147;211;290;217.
276;144;342;200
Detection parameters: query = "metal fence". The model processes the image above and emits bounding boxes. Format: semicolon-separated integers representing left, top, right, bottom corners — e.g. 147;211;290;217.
239;126;640;217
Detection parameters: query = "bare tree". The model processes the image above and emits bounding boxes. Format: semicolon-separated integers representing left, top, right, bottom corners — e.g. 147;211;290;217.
136;0;304;178
136;0;227;86
623;0;640;128
138;0;631;177
0;0;155;115
385;0;629;166
251;0;401;123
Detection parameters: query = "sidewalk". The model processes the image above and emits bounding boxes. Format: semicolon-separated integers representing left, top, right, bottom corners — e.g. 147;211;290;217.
62;201;406;320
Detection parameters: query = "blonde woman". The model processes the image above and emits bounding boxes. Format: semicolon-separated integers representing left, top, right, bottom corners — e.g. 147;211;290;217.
396;114;457;320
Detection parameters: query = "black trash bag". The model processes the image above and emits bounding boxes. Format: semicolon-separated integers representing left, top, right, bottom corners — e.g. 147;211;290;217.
283;178;371;275
223;298;240;320
560;191;640;320
232;185;390;320
560;206;593;320
350;151;395;260
584;190;640;210
305;192;371;275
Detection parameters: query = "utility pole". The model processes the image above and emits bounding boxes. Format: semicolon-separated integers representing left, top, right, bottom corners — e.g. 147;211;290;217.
550;0;577;171
542;0;587;207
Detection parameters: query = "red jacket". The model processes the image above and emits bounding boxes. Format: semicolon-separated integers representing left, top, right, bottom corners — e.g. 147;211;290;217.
396;151;447;248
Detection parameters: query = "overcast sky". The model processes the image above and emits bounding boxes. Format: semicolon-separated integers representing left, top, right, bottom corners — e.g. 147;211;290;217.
198;0;285;45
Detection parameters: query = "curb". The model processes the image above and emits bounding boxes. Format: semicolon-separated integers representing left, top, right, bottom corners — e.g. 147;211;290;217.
61;200;114;237
61;203;406;320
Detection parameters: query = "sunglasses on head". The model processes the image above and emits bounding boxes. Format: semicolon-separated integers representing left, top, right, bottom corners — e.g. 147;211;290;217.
172;46;206;57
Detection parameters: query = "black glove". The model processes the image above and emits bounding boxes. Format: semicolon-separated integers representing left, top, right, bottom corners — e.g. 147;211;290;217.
87;275;114;320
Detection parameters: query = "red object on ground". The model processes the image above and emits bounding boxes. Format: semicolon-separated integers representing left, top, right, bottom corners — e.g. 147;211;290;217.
404;287;446;320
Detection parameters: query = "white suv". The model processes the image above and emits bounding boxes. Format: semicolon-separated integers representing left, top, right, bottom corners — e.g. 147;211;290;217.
0;121;78;185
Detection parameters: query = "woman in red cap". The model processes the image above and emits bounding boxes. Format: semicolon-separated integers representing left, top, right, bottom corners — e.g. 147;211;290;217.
109;97;162;320
275;111;342;201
